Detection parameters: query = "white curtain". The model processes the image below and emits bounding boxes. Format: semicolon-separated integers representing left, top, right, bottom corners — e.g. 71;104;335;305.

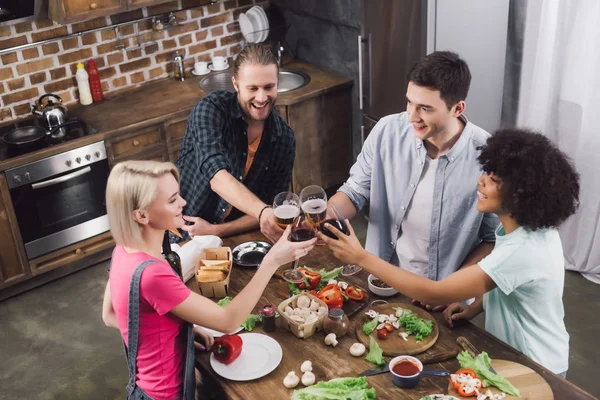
517;0;600;283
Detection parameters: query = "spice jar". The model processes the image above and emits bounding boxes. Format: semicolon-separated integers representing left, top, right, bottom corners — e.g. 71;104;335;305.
260;304;276;332
323;308;349;337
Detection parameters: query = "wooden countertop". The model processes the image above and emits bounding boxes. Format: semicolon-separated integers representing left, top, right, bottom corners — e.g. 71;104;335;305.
0;59;353;172
191;230;596;400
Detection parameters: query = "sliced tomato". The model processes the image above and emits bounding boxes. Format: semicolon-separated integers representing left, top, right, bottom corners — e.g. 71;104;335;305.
456;368;478;379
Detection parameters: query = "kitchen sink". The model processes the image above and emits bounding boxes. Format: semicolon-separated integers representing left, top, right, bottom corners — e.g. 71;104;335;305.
199;69;310;93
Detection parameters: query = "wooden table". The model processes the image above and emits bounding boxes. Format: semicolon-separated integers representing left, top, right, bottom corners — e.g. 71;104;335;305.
190;231;596;400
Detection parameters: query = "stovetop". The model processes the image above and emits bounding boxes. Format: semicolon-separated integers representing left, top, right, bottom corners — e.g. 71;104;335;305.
0;117;97;162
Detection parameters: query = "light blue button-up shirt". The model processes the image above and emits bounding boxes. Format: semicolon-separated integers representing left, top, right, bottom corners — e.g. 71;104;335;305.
339;112;499;280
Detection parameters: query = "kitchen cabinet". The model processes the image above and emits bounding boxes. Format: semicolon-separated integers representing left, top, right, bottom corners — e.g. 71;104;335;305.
0;175;30;290
49;0;127;25
278;87;353;193
105;124;168;166
128;0;173;8
164;113;189;163
29;232;114;276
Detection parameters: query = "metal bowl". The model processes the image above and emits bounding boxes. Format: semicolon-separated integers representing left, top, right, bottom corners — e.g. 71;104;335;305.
232;241;272;267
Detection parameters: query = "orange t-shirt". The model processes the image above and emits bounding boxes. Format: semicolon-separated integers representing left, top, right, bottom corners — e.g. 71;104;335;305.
222;133;263;221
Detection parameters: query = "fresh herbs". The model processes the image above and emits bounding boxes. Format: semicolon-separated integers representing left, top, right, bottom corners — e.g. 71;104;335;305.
362;317;378;335
457;351;521;397
290;377;376;400
365;336;385;365
393;307;433;341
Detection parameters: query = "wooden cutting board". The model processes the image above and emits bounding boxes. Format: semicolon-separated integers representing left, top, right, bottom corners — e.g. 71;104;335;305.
355;302;439;356
447;359;554;399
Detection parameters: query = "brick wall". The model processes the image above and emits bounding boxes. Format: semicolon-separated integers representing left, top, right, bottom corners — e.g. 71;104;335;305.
0;0;263;122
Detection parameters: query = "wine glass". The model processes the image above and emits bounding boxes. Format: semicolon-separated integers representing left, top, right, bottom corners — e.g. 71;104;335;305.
299;185;328;244
281;214;317;283
321;205;363;276
273;191;301;229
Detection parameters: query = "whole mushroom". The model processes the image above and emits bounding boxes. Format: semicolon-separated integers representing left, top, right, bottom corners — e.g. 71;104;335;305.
283;371;300;388
324;333;338;347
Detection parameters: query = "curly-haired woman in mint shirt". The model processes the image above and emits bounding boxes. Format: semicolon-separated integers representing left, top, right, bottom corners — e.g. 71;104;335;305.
321;128;579;376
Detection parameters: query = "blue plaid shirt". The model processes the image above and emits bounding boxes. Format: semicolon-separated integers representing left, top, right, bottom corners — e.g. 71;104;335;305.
176;90;295;229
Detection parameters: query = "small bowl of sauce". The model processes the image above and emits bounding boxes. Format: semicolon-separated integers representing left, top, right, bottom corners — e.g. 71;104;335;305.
389;355;423;388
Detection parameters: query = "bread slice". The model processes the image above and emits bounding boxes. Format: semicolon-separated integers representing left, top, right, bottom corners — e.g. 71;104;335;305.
196;269;226;283
200;264;230;272
201;259;230;267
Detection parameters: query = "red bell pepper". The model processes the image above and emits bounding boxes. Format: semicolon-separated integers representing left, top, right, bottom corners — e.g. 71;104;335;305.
296;267;321;290
211;334;243;365
317;283;344;309
345;285;366;301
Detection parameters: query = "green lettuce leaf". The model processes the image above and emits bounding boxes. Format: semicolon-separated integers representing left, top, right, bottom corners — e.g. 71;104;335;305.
365;336;385;365
216;296;232;307
240;314;261;331
290;377;376;400
457;351;521;397
362;317;378;335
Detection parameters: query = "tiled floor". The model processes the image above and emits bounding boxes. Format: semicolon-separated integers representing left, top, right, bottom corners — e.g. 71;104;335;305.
0;214;598;399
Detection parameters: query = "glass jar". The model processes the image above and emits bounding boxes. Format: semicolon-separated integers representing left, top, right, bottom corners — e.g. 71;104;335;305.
260;304;276;332
323;308;349;337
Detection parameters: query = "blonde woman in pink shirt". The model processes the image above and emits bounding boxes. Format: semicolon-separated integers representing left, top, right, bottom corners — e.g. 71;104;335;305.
102;160;316;400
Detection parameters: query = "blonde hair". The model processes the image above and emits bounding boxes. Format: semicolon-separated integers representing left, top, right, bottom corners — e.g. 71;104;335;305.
106;160;180;248
233;43;279;79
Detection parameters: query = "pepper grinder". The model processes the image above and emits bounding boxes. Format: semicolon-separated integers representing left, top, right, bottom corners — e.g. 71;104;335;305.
173;52;185;81
162;231;183;278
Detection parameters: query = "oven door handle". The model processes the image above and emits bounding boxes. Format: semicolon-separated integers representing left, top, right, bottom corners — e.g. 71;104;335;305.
31;166;91;190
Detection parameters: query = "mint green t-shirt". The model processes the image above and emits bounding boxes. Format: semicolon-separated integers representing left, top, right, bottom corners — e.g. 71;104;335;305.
479;224;569;374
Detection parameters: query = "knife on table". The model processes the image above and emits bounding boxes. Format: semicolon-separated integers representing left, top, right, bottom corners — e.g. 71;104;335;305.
358;348;459;377
456;336;498;374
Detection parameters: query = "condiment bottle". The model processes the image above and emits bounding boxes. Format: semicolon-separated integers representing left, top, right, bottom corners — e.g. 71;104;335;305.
323;308;349;337
173;52;185;81
76;62;93;105
87;59;104;102
162;230;183;278
260;304;276;332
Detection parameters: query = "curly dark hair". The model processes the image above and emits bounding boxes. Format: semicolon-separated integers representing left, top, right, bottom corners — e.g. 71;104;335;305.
407;51;471;109
478;128;580;230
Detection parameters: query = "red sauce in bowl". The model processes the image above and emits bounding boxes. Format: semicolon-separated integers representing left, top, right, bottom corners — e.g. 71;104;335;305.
391;360;420;376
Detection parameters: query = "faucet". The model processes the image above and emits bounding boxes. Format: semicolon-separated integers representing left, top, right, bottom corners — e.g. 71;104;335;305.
277;41;284;67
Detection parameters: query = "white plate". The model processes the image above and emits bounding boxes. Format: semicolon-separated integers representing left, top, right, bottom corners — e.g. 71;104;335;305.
195;324;243;337
238;12;257;43
210;333;282;381
191;69;210;76
208;63;230;72
247;7;267;43
245;9;262;43
250;6;269;42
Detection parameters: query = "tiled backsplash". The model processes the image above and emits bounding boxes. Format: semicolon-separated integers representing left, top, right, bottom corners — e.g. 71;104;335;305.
0;0;262;122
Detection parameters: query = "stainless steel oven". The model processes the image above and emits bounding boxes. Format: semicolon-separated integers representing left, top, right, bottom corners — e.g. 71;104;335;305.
5;141;110;260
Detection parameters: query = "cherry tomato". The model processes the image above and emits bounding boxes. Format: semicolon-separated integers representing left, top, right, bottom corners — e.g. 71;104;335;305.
377;328;388;340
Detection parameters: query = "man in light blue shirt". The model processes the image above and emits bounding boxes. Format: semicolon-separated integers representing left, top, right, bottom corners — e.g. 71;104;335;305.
330;51;499;284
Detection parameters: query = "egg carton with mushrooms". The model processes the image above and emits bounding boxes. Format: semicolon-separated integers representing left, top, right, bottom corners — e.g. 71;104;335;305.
277;294;328;339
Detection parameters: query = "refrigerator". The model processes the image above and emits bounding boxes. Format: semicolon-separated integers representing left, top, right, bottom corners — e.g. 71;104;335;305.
359;0;510;141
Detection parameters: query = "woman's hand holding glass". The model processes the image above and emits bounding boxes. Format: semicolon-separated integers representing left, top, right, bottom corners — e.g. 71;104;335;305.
261;225;317;269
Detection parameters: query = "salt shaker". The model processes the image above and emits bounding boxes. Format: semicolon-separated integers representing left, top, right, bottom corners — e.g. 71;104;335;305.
173;52;185;81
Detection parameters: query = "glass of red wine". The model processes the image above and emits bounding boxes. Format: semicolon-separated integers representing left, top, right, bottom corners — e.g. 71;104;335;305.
321;205;363;276
281;214;317;283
